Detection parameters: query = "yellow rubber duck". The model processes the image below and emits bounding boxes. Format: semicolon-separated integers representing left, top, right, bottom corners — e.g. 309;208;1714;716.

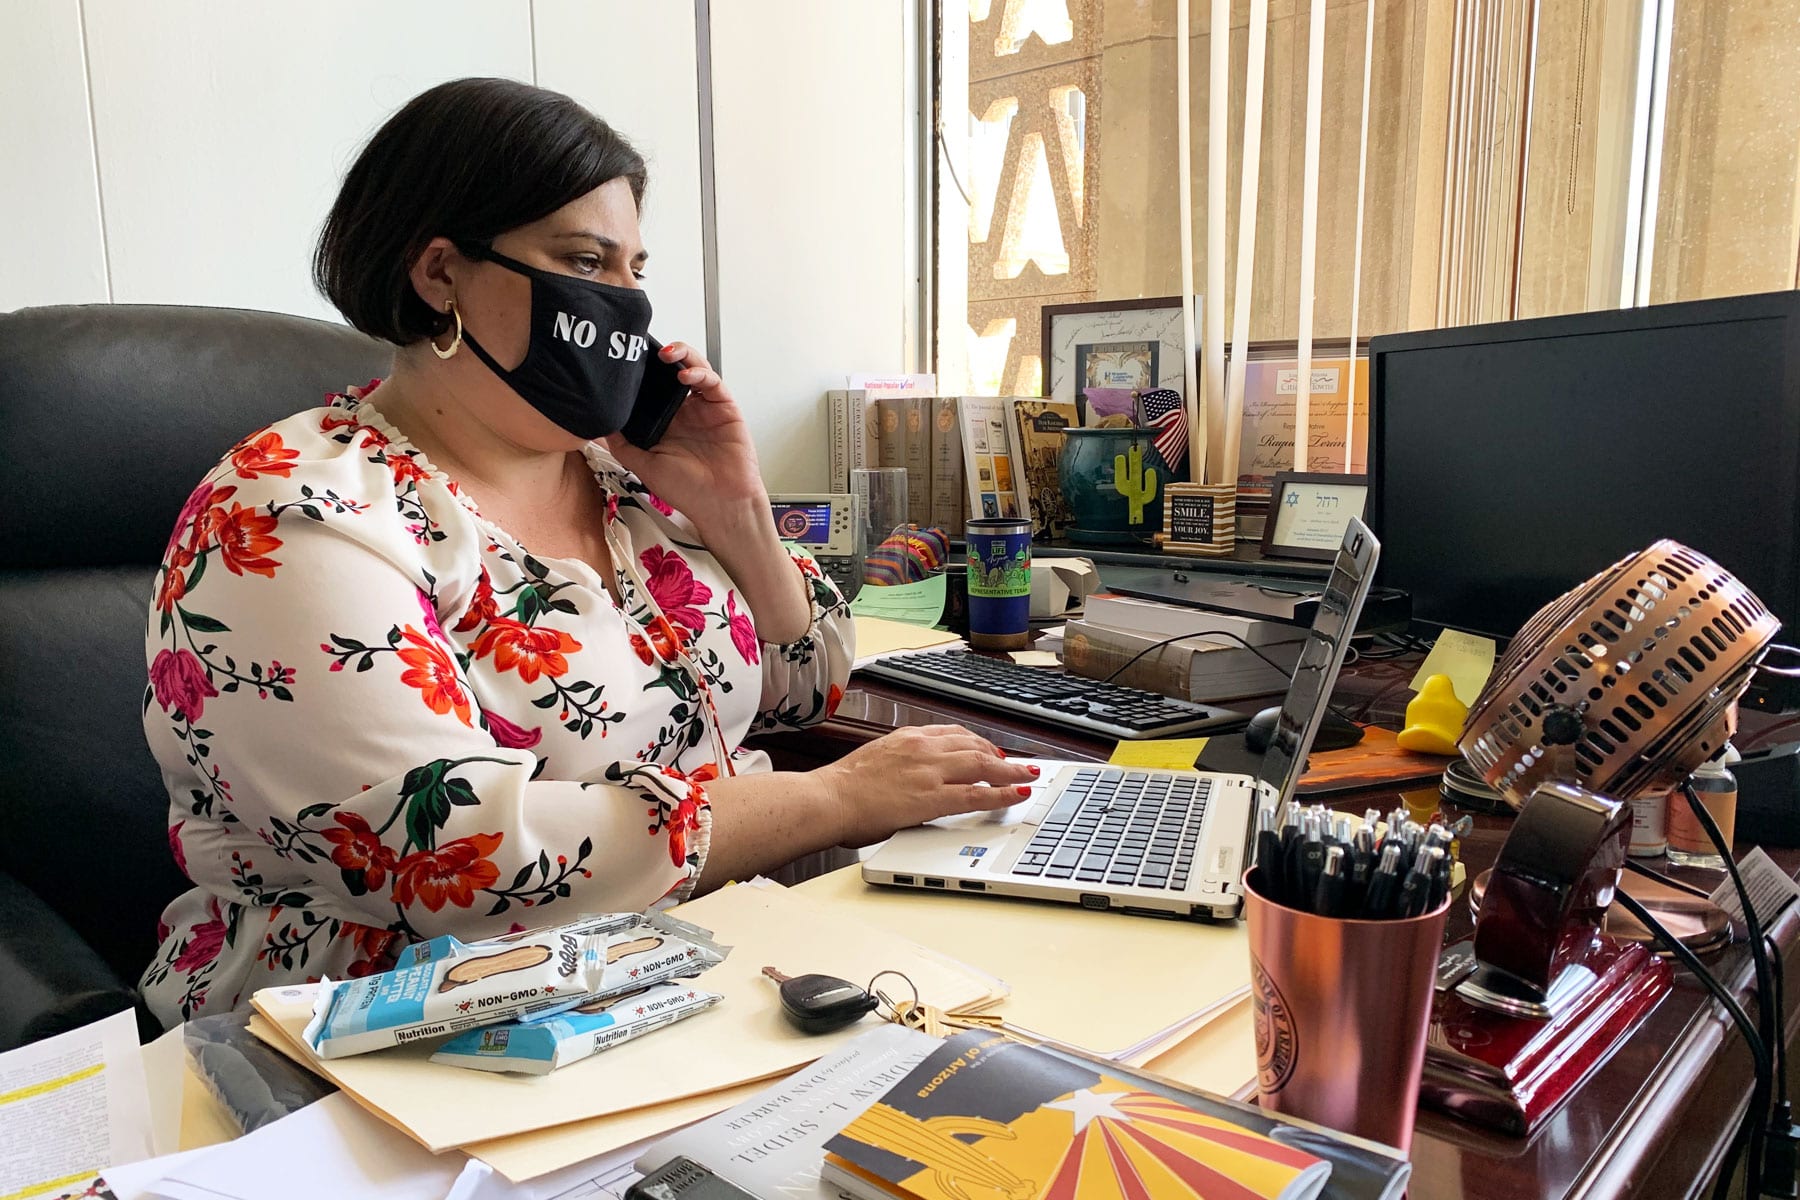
1396;673;1468;756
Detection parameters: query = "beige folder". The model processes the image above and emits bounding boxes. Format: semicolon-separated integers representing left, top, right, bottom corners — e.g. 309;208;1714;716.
793;860;1251;1061
249;881;1005;1160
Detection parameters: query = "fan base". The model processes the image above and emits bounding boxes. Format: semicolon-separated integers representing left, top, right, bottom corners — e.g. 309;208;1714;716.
1419;937;1672;1136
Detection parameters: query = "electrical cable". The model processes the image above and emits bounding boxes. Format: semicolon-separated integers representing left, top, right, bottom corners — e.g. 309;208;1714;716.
1755;644;1800;678
1764;930;1797;1200
1613;888;1769;1200
1686;785;1779;1089
1097;626;1360;728
1767;935;1788;1109
934;124;972;208
1622;857;1717;900
1103;626;1291;685
1682;780;1781;1197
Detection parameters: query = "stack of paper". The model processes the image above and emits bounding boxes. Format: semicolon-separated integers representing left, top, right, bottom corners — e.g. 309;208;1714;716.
0;1009;154;1200
101;1091;659;1200
103;1094;465;1200
245;881;1006;1183
851;613;962;669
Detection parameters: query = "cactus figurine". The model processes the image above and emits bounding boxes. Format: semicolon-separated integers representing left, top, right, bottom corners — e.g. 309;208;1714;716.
1111;442;1159;525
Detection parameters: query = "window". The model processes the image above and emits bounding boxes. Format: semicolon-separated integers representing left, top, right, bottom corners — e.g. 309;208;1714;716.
933;0;1800;396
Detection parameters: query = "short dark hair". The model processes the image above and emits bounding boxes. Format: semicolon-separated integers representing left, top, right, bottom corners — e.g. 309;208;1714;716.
315;78;647;345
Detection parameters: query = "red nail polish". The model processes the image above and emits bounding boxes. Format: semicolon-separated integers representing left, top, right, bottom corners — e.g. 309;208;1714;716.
1028;764;1041;776
1015;785;1033;797
996;749;1007;758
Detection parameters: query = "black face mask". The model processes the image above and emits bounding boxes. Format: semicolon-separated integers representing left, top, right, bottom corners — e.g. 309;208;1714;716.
458;247;687;445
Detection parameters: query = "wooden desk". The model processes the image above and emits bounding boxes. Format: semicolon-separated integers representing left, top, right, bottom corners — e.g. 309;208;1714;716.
752;676;1800;1200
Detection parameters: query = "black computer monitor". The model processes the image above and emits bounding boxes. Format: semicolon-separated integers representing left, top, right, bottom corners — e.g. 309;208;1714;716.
1368;290;1800;641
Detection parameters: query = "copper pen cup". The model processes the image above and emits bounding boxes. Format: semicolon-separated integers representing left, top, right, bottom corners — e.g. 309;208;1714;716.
1244;866;1450;1154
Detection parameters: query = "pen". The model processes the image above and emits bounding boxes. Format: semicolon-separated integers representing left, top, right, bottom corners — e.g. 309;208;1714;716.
1364;843;1403;919
1398;846;1443;918
1348;826;1374;912
1431;843;1453;911
1313;845;1348;917
1254;803;1284;903
1283;814;1307;906
1300;815;1327;905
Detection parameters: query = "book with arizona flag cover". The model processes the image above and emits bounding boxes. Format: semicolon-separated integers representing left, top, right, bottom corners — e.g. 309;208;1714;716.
822;1031;1333;1200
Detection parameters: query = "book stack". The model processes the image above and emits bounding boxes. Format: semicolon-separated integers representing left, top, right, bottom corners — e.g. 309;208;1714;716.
1063;594;1304;703
631;1026;1411;1200
828;393;1082;540
876;396;934;529
828;389;969;536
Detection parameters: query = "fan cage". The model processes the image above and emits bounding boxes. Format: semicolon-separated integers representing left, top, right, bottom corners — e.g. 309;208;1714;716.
1460;542;1777;806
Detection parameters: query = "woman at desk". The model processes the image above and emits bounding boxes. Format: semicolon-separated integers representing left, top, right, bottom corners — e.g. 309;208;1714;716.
138;79;1033;1025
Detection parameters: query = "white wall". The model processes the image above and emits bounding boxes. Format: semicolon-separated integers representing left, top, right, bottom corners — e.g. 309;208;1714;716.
82;0;535;318
0;1;917;491
533;1;707;363
0;0;108;307
710;0;915;491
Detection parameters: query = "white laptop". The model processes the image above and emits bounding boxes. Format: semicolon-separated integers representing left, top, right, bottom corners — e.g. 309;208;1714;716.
862;519;1380;920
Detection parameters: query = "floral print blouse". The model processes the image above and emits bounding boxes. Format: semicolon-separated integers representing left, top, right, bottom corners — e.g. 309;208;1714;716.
139;384;852;1025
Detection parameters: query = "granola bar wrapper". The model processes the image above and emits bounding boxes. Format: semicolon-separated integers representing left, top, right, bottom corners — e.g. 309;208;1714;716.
301;911;727;1059
430;982;723;1075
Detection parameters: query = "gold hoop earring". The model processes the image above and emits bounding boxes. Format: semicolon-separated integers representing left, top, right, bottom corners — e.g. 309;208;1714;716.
432;300;463;360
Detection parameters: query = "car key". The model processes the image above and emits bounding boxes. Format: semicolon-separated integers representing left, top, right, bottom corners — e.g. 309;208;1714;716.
762;966;879;1033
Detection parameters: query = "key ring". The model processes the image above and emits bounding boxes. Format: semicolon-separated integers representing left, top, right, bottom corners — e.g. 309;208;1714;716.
867;970;921;1025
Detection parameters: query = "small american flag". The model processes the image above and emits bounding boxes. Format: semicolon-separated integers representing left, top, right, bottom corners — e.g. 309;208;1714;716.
1138;388;1188;474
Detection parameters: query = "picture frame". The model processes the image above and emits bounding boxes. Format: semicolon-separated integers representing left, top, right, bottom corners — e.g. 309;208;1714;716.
1159;482;1236;558
1040;297;1199;426
1231;337;1369;533
1260;472;1370;562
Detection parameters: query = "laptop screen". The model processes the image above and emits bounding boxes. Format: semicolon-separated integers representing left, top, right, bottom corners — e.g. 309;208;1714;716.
1253;519;1381;810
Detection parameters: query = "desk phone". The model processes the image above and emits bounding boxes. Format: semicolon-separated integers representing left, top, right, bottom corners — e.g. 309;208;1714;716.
768;493;860;598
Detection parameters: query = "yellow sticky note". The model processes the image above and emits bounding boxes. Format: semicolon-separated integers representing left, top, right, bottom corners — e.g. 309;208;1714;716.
1109;737;1210;770
1008;650;1062;667
1409;629;1498;705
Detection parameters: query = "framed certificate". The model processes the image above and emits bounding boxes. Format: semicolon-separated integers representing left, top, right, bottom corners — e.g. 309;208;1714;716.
1260;472;1370;562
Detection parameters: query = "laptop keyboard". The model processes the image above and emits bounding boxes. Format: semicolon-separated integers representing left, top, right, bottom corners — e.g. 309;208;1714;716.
1011;767;1210;891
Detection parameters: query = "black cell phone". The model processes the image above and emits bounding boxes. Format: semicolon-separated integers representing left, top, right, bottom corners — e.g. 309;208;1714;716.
620;337;692;449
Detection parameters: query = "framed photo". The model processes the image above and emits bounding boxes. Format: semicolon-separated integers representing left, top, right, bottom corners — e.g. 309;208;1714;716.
1232;337;1368;480
1260;472;1370;562
1041;297;1199;426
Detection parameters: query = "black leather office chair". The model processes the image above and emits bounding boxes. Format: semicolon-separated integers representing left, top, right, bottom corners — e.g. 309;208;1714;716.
0;304;391;1049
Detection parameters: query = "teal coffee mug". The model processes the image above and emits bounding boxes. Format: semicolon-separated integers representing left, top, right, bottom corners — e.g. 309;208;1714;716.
965;518;1031;650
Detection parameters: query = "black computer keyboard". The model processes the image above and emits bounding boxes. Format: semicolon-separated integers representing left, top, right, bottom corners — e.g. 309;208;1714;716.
858;649;1248;740
1012;767;1211;889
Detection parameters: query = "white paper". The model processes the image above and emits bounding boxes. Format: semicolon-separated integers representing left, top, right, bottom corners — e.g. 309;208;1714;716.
0;1008;153;1200
98;1148;211;1200
144;1094;466;1200
1029;558;1098;620
1708;847;1800;928
477;1137;655;1200
846;373;936;396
